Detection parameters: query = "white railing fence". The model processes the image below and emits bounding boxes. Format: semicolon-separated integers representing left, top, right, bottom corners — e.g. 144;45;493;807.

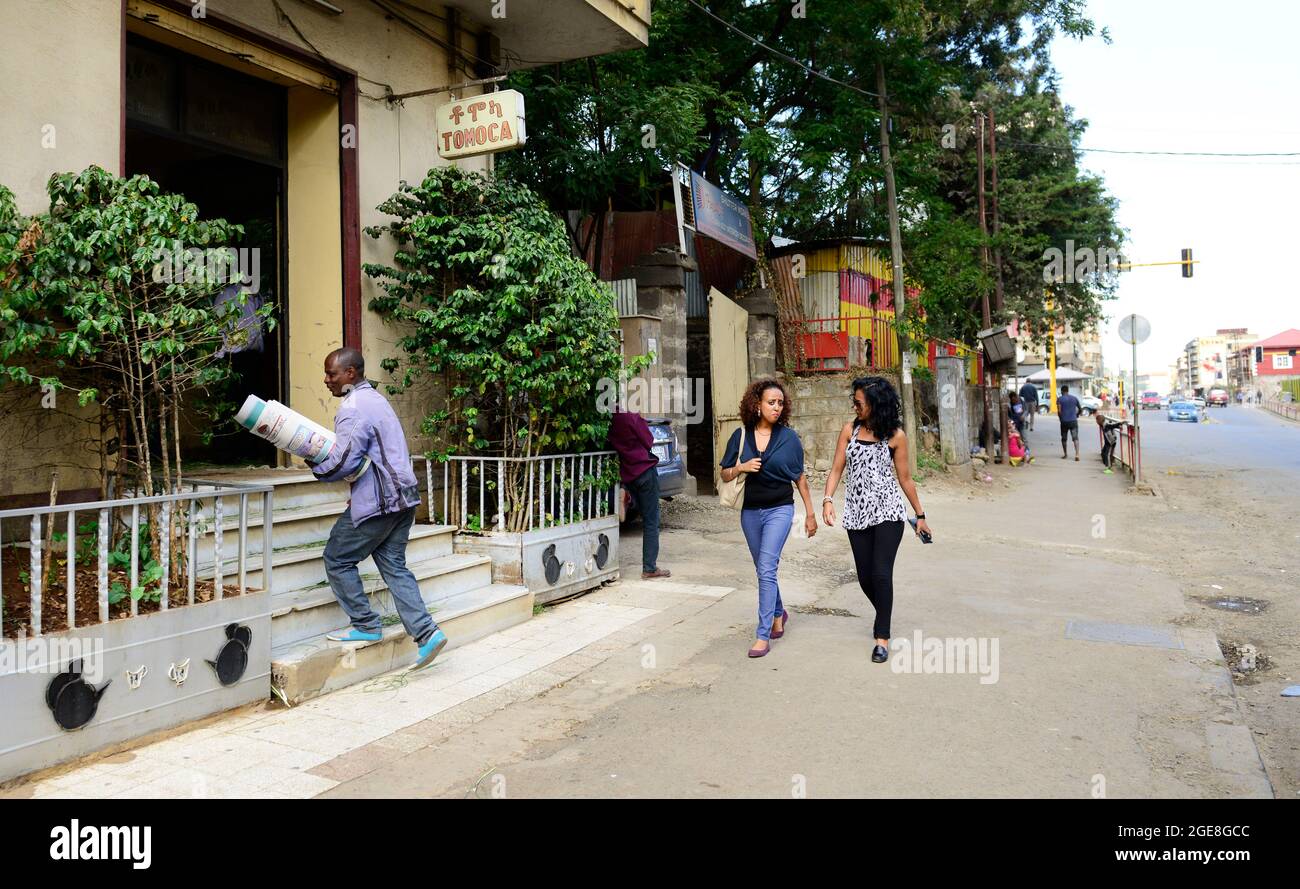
0;480;273;638
412;452;620;534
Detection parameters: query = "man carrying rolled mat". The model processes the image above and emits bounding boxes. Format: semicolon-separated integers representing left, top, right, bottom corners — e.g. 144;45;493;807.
310;347;447;671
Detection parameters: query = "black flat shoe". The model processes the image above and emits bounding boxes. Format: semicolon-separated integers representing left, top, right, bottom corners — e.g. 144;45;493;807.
871;644;888;663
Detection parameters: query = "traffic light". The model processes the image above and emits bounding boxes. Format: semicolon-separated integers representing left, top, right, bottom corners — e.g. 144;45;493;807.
1181;248;1193;277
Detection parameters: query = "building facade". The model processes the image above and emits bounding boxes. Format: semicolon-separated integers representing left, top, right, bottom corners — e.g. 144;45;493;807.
0;0;650;499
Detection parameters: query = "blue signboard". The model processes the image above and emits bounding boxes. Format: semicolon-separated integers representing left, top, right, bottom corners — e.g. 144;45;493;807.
690;171;757;260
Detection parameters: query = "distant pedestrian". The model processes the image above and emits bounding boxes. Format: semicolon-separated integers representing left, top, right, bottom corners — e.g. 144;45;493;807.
718;379;817;658
1255;389;1262;405
1018;380;1039;430
1057;384;1082;461
821;377;931;664
1008;392;1032;461
1096;411;1121;474
607;408;670;580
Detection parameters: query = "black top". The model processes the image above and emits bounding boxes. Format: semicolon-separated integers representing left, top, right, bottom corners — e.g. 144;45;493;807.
743;441;795;510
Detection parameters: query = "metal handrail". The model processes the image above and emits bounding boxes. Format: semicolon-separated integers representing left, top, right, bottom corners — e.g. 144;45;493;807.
0;482;274;638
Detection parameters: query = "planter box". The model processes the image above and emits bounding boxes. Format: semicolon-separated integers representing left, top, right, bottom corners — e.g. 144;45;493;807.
455;515;619;605
0;589;270;784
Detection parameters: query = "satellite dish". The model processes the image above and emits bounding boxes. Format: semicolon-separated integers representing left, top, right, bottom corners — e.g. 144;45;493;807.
1118;313;1150;345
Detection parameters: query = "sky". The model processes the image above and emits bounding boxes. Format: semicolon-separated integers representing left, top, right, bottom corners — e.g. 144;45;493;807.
1047;0;1300;378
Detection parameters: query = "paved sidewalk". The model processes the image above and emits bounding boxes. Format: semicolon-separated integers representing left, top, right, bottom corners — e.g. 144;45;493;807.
2;593;709;799
314;426;1273;798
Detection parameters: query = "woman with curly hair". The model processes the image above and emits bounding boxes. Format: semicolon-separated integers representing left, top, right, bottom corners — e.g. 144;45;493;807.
821;376;931;663
718;379;818;658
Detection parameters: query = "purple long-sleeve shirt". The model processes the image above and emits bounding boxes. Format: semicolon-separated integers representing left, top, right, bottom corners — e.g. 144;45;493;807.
607;411;658;484
312;381;420;525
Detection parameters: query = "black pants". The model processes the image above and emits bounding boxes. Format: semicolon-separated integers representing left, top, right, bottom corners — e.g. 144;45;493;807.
625;465;660;573
847;521;905;640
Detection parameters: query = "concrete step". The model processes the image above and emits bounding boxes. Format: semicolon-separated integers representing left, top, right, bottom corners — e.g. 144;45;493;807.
196;524;456;595
269;552;494;647
195;500;347;564
189;470;350;519
270;582;534;704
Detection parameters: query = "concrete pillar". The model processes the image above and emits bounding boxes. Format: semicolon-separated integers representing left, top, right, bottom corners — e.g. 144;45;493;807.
936;356;972;465
629;248;698;491
739;288;779;380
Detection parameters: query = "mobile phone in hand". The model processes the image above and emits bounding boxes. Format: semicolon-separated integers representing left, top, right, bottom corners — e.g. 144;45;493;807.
908;516;933;544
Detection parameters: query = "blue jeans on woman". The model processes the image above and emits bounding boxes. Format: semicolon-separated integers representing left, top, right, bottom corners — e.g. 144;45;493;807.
740;504;793;641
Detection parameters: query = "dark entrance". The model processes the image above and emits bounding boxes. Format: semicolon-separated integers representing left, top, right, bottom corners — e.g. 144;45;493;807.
124;35;287;467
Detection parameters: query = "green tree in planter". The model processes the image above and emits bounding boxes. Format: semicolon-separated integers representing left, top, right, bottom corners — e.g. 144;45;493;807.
1;166;273;588
364;167;624;531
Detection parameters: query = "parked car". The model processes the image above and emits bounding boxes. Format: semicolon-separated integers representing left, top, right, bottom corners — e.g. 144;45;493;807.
1140;391;1162;410
1159;395;1170;409
620;417;685;523
1191;396;1206;410
1078;394;1103;415
1207;388;1230;407
1167;400;1202;423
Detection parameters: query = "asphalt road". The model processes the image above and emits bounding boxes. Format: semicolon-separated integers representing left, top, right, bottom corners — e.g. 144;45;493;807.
1131;404;1300;477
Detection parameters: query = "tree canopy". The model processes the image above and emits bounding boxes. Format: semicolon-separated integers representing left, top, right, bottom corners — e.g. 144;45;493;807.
500;0;1122;345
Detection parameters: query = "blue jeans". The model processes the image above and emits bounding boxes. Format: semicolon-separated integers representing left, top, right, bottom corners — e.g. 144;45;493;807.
740;504;793;641
626;465;661;573
323;506;438;645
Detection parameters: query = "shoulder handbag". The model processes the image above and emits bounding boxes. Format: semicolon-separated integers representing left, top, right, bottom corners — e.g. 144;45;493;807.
718;426;748;510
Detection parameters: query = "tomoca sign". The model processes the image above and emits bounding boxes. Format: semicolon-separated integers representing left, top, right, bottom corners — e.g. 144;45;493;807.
435;89;527;159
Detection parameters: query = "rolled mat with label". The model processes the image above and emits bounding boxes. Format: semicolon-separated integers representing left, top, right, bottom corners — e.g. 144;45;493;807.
235;395;370;481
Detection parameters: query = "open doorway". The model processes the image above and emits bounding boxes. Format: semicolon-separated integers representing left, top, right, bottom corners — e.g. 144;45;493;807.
124;35;287;467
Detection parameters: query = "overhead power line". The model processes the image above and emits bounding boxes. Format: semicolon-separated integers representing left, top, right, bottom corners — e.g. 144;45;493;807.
683;0;883;100
999;138;1300;157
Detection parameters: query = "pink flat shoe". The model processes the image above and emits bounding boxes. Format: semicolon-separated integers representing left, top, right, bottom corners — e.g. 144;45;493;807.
770;609;790;639
748;641;770;658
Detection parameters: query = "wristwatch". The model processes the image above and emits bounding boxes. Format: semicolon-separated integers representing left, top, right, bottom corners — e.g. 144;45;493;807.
915;513;926;520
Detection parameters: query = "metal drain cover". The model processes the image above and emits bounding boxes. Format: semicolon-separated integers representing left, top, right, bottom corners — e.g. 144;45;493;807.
1065;621;1184;649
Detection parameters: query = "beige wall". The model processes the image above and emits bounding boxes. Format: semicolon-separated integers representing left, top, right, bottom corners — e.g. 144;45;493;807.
0;0;123;212
0;0;123;496
286;85;344;432
0;0;599;493
203;0;492;446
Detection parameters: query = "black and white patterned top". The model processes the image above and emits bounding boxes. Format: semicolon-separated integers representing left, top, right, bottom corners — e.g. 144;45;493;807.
840;422;907;530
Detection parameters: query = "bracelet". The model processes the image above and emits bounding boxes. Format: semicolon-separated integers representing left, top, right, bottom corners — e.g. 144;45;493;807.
822;495;834;503
915;512;925;520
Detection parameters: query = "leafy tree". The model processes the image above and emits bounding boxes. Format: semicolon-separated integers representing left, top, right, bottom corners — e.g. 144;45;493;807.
502;0;1121;348
1;166;272;586
363;167;626;531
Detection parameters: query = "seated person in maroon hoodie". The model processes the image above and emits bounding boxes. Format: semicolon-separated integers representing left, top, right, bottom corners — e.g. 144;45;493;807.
607;409;670;579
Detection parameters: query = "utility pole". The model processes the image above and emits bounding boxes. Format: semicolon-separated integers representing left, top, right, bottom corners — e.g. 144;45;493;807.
876;61;917;477
989;107;1009;454
976;111;996;459
989;107;1004;315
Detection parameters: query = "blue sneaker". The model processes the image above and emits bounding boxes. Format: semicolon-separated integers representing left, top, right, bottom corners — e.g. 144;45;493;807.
411;628;448;672
326;627;383;643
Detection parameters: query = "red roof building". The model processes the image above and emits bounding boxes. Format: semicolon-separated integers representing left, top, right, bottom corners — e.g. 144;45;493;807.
1252;328;1300;376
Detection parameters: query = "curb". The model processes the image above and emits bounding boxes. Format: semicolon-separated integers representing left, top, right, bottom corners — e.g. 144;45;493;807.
1181;627;1275;798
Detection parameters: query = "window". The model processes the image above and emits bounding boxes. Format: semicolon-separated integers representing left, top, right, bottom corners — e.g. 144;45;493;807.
1273;354;1294;370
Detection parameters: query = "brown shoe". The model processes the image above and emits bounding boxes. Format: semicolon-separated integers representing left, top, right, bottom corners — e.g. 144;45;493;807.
641;568;671;579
